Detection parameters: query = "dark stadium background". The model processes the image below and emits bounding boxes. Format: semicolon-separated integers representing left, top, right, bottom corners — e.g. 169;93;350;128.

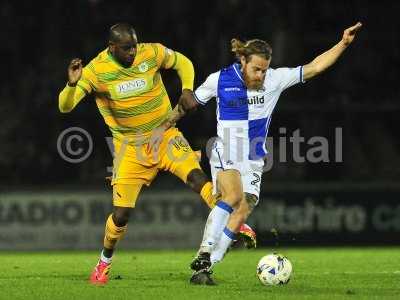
1;0;399;249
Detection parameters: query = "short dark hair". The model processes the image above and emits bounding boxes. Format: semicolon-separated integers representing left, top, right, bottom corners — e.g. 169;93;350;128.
109;23;136;43
231;38;272;62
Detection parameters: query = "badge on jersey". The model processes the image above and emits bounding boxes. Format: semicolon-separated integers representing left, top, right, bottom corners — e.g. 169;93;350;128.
138;62;149;73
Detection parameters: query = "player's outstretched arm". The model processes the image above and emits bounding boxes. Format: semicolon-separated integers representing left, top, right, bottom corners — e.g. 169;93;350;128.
58;58;86;113
303;22;362;81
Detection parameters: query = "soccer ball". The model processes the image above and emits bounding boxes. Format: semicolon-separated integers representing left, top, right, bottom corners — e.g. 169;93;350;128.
256;253;292;285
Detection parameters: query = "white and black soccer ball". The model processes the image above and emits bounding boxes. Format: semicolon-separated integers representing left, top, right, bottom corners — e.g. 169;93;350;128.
256;253;292;285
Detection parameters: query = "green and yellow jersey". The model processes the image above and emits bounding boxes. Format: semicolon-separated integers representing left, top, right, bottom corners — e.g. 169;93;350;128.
59;42;194;145
77;43;177;143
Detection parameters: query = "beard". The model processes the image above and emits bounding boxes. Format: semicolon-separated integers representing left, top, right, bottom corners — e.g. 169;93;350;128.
243;71;264;90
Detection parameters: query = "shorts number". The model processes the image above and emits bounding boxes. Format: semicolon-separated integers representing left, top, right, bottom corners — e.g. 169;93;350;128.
172;136;191;153
250;173;261;186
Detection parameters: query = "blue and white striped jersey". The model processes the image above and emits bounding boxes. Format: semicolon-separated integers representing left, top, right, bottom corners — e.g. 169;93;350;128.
194;63;304;160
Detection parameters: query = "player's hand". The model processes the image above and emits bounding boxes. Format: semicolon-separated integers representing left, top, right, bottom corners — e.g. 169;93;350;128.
179;89;198;113
148;126;165;154
68;58;83;86
341;22;362;46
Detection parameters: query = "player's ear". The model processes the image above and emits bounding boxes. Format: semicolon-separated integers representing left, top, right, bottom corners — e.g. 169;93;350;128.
240;55;246;67
109;42;115;53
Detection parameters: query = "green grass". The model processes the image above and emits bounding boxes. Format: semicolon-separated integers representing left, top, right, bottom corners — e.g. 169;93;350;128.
1;248;400;300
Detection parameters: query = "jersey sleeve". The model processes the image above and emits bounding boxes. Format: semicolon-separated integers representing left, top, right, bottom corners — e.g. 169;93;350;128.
275;66;305;90
58;84;87;112
194;71;220;105
154;43;177;69
78;61;99;94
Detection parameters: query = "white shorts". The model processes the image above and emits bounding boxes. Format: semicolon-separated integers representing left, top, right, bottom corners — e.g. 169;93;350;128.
209;140;264;199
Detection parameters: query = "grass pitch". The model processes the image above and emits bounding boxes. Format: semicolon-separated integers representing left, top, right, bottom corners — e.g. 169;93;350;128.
1;247;399;300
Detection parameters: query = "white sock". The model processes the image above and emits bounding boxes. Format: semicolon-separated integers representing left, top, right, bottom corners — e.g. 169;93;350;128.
210;227;236;266
199;200;233;253
100;250;112;264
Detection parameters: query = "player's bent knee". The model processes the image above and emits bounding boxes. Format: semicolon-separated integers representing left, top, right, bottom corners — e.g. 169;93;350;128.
112;207;132;227
111;184;143;226
186;168;208;193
